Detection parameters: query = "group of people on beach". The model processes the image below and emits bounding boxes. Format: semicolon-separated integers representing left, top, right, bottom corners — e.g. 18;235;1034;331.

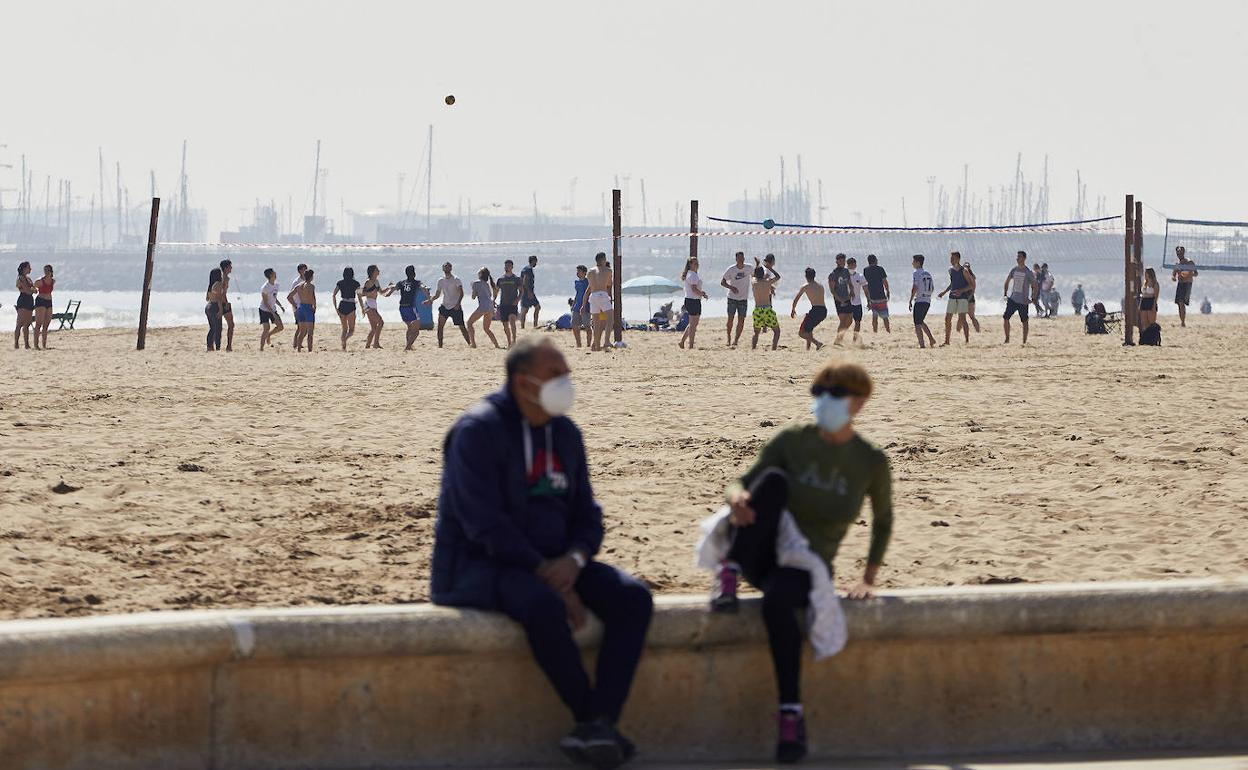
11;261;57;350
203;252;619;353
434;336;891;766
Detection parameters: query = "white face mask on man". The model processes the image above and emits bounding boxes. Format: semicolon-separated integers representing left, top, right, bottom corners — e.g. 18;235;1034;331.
528;374;576;416
810;393;851;432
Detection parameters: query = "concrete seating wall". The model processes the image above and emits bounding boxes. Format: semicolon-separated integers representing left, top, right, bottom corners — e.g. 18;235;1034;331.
1;578;1245;769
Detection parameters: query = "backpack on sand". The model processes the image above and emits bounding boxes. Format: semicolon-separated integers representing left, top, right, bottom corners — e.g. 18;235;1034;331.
1140;323;1162;346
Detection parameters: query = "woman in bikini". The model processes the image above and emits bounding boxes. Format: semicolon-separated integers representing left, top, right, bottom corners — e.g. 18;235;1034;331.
1139;267;1159;329
466;267;502;349
32;264;56;349
205;267;225;351
14;261;36;350
360;264;394;349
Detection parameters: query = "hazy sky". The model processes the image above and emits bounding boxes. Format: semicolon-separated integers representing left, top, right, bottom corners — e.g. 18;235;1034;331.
4;0;1246;236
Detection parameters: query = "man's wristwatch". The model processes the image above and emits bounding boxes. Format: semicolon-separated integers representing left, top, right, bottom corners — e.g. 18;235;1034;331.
569;550;587;569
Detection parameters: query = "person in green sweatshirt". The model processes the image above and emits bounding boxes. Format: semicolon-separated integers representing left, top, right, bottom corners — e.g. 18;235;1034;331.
708;361;893;764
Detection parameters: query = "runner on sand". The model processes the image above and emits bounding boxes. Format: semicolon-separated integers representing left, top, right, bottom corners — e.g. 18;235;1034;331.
862;254;890;334
937;251;973;346
496;260;524;348
750;265;781;350
259;268;285;351
1002;251;1036;345
426;262;472;348
586;252;614;352
909;255;937;349
287;269;317;352
791;267;827;351
467;267;503;349
721;251;751;347
826;254;853;345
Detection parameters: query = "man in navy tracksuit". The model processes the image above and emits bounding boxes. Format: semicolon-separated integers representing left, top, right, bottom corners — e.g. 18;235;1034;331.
432;337;653;769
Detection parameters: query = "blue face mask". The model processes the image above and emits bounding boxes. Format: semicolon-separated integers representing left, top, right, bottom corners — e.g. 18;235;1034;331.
811;394;851;432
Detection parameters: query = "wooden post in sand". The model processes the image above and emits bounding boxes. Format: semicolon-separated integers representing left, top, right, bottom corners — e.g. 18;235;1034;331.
1133;201;1144;309
1122;194;1135;345
136;197;161;351
612;188;622;343
689;200;699;261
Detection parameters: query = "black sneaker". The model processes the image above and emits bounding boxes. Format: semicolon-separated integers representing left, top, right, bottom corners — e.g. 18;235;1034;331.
775;708;807;764
559;718;625;769
709;561;740;613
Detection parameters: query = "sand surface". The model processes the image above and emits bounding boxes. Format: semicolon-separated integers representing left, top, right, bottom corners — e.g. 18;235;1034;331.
2;314;1246;619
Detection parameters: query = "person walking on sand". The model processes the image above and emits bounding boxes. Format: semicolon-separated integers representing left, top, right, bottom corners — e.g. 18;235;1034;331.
791;267;828;351
1002;251;1036;345
1071;283;1087;316
721;251;751;347
432;337;653;768
394;266;424;350
426;262;472;349
572;264;591;348
1030;262;1047;317
1139;267;1160;330
333;267;361;351
679;257;709;350
289;263;308;351
496;259;524;348
587;252;614;352
287;269;317;352
32;264;55;350
937;251;973;346
259;268;286;351
205;267;225;352
962;261;982;333
862;254;890;334
826;253;853;346
13;261;36;350
909;255;937;349
751;265;782;350
1172;246;1198;327
361;265;394;349
846;257;867;344
218;259;237;352
520;255;541;329
468;267;503;349
705;362;893;764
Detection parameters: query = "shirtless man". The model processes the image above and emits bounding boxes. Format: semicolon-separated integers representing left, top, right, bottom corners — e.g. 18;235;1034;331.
750;265;781;350
791;267;827;351
1171;246;1198;327
289;263;308;351
586;251;614;351
219;259;236;351
286;268;317;352
426;262;472;348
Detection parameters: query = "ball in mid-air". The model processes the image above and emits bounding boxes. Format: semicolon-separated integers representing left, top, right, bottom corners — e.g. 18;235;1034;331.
444;95;456;106
763;218;775;230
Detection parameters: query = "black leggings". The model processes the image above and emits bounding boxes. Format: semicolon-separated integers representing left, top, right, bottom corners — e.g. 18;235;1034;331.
728;469;811;704
206;304;223;350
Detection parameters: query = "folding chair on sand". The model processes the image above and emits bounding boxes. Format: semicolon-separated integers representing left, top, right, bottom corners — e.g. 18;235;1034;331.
52;300;81;331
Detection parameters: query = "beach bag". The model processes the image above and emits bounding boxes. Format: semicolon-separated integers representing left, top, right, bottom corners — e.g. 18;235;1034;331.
1084;314;1107;335
1140;323;1162;346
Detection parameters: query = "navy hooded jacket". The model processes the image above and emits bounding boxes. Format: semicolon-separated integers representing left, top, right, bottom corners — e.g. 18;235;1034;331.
430;386;605;609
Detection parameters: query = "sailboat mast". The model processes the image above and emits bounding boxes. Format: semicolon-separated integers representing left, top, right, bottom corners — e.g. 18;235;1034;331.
426;125;433;235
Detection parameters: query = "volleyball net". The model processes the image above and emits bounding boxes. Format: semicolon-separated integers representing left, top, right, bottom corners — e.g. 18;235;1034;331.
1160;218;1248;272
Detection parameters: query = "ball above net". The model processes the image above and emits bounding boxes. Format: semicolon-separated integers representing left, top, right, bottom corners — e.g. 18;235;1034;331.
444;95;456;106
763;219;775;230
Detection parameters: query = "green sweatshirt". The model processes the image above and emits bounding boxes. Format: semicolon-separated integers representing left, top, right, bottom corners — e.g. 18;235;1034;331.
727;423;894;567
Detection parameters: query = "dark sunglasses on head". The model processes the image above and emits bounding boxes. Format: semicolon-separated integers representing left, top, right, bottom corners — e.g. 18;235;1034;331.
810;384;853;398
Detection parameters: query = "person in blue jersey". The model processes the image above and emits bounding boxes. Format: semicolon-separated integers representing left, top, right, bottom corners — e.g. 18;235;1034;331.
432;337;653;769
572;264;591;348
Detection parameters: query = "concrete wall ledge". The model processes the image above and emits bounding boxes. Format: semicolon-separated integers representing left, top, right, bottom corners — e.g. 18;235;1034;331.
1;578;1246;768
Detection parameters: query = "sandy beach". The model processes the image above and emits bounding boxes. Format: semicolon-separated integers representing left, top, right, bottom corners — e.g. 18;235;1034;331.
1;314;1246;619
